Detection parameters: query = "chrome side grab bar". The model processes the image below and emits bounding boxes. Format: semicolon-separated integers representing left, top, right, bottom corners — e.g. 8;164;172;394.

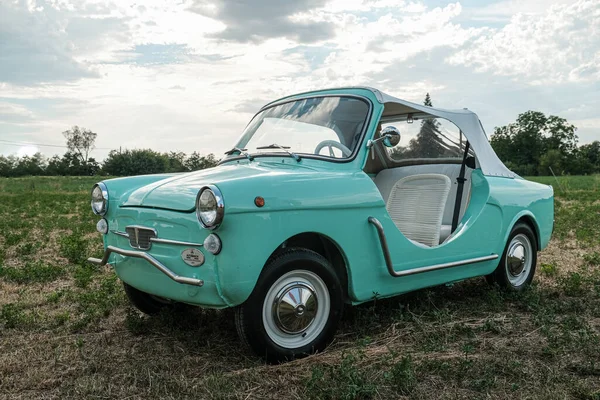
367;217;498;278
88;245;204;287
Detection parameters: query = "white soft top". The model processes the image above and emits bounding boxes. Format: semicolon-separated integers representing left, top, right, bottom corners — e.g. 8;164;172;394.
266;86;516;178
369;87;515;178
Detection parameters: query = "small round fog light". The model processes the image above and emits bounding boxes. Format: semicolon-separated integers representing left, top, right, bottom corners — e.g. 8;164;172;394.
203;233;222;255
96;218;108;234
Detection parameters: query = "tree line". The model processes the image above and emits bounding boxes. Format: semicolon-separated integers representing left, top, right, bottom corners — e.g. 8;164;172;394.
0;149;219;177
1;104;599;178
0;126;219;177
490;111;599;176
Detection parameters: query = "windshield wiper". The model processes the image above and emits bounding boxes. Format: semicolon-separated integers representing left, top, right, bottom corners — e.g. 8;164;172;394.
256;144;301;162
224;147;253;161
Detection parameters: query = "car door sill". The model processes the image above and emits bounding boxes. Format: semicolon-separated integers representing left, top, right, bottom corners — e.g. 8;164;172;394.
368;217;499;278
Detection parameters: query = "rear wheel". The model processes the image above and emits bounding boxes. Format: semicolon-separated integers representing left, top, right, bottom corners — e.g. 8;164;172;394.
487;223;537;290
235;248;344;363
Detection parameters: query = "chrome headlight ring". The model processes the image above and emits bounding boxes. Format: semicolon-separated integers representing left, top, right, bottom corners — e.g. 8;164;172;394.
196;185;224;229
91;182;108;216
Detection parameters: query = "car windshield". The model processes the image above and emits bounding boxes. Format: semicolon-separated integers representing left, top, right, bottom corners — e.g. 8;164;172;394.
228;96;370;160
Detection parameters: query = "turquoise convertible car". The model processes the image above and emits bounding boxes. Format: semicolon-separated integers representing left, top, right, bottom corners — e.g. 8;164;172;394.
88;87;554;362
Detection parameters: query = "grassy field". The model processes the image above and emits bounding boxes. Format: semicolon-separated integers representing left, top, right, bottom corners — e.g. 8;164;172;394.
1;175;599;399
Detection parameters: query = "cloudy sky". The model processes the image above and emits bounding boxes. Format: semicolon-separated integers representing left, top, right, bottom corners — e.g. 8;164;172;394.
1;0;598;160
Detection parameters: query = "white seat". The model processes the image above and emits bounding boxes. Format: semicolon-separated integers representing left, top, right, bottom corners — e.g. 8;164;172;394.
374;164;472;243
386;174;451;247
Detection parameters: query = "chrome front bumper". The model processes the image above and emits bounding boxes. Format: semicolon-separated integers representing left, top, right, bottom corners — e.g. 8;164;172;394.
88;245;204;287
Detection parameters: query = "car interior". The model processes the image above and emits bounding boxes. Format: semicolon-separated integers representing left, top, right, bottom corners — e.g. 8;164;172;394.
364;114;478;247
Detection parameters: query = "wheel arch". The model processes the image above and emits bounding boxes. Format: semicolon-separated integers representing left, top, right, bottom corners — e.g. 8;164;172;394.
506;211;541;250
268;232;351;302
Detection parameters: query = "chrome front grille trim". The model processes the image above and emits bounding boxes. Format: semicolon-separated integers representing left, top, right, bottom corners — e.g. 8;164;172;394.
111;228;204;248
125;226;156;250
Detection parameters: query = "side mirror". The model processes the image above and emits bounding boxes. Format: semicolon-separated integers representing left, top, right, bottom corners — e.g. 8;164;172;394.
381;126;401;147
367;126;401;148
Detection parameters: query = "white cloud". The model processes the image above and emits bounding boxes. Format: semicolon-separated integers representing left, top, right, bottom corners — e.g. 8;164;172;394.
17;145;40;157
447;0;600;85
287;2;483;90
0;0;598;160
464;0;576;21
0;102;34;119
324;0;426;13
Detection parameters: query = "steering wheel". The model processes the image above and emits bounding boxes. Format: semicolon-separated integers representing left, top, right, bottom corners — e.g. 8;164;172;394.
314;140;352;158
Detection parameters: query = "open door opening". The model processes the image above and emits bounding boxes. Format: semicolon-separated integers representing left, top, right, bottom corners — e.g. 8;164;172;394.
364;114;478;246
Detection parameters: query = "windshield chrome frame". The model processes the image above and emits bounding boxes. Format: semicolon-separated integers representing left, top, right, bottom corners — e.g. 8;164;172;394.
219;94;374;165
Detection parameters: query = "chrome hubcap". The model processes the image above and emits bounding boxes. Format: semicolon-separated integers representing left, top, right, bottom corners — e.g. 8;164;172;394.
262;270;330;349
507;242;526;276
273;282;318;334
505;233;532;287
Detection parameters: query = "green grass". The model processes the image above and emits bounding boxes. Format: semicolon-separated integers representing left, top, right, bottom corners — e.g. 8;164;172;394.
0;261;65;284
527;175;600;244
0;175;110;193
0;175;599;399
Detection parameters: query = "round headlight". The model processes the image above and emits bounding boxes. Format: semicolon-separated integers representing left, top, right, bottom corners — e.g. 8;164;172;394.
196;186;224;229
91;183;108;215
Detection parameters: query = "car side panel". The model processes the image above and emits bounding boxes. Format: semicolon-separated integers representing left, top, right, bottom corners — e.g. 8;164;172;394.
214;171;554;306
101;170;553;308
486;176;554;250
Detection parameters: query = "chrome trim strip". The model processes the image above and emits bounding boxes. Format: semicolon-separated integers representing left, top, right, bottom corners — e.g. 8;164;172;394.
111;230;129;238
151;237;204;247
368;217;498;278
110;230;204;247
87;245;204;287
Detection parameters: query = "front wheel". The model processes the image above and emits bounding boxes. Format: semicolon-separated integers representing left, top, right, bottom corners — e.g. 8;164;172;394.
487;223;537;290
235;248;344;363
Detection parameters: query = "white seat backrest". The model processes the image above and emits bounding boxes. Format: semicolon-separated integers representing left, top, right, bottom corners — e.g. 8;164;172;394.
373;164;472;227
386;174;451;247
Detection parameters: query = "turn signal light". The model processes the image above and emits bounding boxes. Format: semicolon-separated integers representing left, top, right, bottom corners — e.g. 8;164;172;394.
254;196;265;207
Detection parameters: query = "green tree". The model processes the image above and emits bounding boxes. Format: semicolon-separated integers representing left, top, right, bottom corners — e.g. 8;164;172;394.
185;152;219;171
0;155;17;177
424;92;432;107
405;93;446;158
102;149;169;176
13;153;46;176
578;141;600;173
491;111;579;176
63;126;97;164
538;149;562;175
166;151;188;172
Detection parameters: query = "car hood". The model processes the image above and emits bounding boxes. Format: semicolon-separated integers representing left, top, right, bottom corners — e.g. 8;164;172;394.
119;162;319;212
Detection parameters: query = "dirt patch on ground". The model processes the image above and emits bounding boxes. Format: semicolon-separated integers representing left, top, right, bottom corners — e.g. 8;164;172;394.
538;239;585;272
